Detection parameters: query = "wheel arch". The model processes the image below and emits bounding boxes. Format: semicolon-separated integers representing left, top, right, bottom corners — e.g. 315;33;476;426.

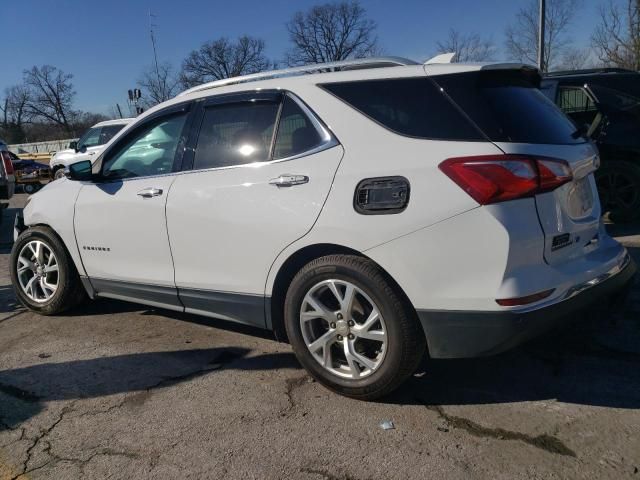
268;242;417;343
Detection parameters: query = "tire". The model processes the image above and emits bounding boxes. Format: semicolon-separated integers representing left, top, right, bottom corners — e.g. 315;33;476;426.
595;160;640;223
53;167;66;180
10;226;86;315
284;255;425;400
23;183;36;194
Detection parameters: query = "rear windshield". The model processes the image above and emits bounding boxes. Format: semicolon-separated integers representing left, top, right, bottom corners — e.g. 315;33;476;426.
321;77;484;141
432;71;584;144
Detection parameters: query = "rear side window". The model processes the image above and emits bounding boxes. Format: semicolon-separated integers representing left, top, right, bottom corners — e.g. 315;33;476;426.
273;96;323;159
193;102;279;169
99;124;126;145
433;71;583;144
322;78;484;141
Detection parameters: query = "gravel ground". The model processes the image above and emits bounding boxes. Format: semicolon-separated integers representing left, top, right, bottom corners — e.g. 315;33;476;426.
1;193;639;480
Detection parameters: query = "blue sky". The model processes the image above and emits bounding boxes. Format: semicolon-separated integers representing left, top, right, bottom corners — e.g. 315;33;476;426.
1;0;605;114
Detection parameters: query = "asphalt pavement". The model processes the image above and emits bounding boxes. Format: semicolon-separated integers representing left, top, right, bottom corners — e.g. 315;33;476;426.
1;193;639;479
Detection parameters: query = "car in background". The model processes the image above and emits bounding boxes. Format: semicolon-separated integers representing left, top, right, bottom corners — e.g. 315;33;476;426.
50;118;134;179
542;68;640;223
0;150;16;203
9;153;51;194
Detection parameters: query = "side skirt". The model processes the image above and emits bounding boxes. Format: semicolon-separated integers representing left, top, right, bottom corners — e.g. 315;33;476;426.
88;278;268;329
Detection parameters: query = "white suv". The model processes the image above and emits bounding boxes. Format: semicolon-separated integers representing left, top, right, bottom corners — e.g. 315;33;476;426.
10;57;636;399
49;118;133;179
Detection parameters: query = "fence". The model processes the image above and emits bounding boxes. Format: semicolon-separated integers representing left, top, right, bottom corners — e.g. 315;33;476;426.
8;138;77;155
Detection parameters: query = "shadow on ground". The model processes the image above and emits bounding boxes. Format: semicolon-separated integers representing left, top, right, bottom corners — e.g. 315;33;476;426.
0;347;301;431
1;220;638;432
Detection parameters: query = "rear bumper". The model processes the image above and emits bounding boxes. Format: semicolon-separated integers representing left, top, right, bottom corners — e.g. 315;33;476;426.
418;254;636;359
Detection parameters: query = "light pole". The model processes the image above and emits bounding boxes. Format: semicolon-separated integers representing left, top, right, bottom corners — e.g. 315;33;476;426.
538;0;546;72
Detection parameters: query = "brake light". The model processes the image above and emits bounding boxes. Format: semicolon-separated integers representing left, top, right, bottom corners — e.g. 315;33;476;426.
1;152;14;175
439;155;573;205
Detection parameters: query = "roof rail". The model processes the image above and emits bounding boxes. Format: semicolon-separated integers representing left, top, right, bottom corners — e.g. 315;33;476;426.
545;67;637;77
178;56;418;96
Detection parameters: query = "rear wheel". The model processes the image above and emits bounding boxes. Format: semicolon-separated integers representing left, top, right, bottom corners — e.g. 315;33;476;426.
10;227;86;315
284;255;425;400
596;161;640;223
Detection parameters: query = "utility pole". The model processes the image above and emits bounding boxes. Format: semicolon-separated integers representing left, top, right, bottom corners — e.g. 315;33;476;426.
149;10;164;100
538;0;546;72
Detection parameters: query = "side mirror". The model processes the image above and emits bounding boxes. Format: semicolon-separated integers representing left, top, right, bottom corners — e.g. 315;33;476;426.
69;141;78;152
67;160;93;181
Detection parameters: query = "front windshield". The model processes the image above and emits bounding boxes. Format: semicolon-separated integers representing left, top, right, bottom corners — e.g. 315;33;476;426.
76;127;102;150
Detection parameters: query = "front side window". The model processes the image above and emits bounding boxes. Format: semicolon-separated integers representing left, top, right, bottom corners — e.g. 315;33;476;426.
102;113;187;180
193;102;279;170
77;127;102;150
273;97;323;159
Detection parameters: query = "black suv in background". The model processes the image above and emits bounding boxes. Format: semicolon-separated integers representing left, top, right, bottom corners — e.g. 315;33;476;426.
542;68;640;223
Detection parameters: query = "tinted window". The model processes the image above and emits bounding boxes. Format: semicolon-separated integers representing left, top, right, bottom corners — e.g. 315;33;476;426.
102;113;187;179
433;71;583;144
322;77;484;140
194;102;279;169
99;124;126;145
77;127;102;149
273;96;322;159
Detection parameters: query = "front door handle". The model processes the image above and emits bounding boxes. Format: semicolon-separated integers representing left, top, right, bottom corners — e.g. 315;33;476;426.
269;174;309;187
137;187;163;198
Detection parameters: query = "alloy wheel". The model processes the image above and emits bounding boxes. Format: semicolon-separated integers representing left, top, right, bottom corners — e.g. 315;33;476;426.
300;279;387;379
16;240;59;303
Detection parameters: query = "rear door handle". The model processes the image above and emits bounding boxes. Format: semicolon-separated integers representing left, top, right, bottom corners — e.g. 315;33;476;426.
137;187;163;198
269;174;309;187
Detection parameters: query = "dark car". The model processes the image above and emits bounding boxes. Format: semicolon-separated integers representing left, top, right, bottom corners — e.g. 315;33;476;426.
542;68;640;222
9;153;51;194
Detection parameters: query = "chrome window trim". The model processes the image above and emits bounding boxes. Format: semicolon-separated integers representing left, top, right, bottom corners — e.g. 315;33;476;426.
186;91;339;175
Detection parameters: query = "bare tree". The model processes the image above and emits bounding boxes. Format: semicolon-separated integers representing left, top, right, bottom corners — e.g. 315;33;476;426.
505;0;582;72
285;1;379;66
557;46;598;70
592;0;640;70
180;36;271;88
23;65;76;135
436;29;496;62
0;85;32;143
137;62;181;107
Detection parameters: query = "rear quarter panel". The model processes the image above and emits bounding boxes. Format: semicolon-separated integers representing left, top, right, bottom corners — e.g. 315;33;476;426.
265;84;503;295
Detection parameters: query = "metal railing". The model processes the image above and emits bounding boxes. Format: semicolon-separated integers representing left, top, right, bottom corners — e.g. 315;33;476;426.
9;138;77;155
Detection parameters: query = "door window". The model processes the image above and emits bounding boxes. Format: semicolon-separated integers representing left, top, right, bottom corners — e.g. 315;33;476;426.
101;113;187;179
99;124;127;145
193;102;279;169
272;96;323;159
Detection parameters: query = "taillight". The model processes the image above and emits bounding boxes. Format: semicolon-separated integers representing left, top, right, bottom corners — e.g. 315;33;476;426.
439;155;573;205
1;152;14;175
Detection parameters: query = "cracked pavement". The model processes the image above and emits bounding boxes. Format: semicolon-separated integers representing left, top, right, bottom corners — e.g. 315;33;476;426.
1;194;640;479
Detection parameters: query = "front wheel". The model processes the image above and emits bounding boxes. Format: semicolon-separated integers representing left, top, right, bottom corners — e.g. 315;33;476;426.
284;255;425;400
22;183;37;194
10;227;86;315
53;167;66;180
